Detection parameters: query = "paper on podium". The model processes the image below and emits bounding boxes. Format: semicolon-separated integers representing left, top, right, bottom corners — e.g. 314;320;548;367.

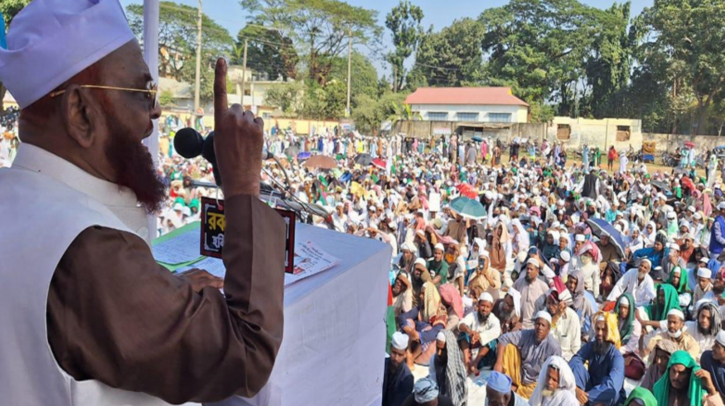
203;224;392;406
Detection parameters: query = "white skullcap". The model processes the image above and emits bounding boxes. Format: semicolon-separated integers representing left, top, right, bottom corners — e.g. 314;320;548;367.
694;213;703;220
575;234;586;242
478;292;494;303
618;296;630;306
718;202;725;211
414;258;427;267
698;268;712;278
434;243;445;252
401;243;415;252
716;330;725;347
667;309;685;320
668;243;680;251
560;251;571;262
436;331;446;343
596;314;606;323
688;206;696;213
526;258;541;268
391;332;409;350
667;211;677;219
0;0;136;109
535;311;552;325
673;267;681;275
640;258;652;267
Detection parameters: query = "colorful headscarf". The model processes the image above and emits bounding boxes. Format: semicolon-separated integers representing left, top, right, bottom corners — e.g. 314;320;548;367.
624;387;657;406
644;284;681;321
615;293;636;344
422;281;442;322
591;311;621;348
668;266;688;294
653;350;705;406
438;283;463;320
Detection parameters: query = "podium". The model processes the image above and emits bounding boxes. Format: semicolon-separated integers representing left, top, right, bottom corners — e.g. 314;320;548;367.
156;223;392;406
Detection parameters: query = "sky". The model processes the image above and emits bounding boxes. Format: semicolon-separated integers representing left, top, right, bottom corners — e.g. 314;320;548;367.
121;0;654;77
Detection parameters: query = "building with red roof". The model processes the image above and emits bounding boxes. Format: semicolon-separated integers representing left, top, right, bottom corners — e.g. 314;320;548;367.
405;87;529;123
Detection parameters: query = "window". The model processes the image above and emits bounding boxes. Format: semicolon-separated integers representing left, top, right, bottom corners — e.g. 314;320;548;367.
427;112;448;121
457;112;479;121
557;124;571;140
488;113;511;123
616;125;631;141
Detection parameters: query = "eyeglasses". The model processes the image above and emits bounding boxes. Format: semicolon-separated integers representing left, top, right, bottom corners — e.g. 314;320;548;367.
49;83;158;110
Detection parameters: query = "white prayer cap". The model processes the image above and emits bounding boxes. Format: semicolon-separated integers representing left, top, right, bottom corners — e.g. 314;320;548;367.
526;258;541;268
667;309;685;320
694;213;703;220
718;202;725;211
401;243;415;252
640;258;652;267
434;243;445;252
414;258;427;268
667;211;677;219
535;311;552;325
618;296;630;306
173;203;184;212
575;234;586;242
673;267;681;275
560;251;571;262
0;0;136;109
436;331;446;343
688;206;696;213
391;332;409;351
668;243;680;251
698;268;712;278
478;292;494;304
683;233;694;240
716;330;725;347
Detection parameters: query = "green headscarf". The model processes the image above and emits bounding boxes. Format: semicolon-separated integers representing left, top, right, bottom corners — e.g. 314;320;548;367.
653;350;705;406
668;266;688;294
624;386;657;406
615;293;636;344
644;284;681;321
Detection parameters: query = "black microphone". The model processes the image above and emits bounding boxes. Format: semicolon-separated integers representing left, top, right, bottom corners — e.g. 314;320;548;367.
174;127;273;187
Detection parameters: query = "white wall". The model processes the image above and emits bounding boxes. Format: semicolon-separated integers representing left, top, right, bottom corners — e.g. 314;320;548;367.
410;104;528;123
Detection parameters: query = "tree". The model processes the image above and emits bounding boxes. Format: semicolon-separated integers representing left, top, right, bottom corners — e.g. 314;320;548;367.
479;0;604;113
241;0;382;85
234;24;299;80
0;0;30;111
265;80;306;116
407;19;485;88
385;1;424;92
300;80;347;119
638;0;725;135
351;92;407;135
329;51;379;108
127;2;233;102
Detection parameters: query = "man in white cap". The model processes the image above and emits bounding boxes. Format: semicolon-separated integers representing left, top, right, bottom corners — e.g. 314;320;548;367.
398;242;418;275
414;228;433;260
606;258;656;306
644;309;700;360
429;330;467;406
457;292;501;374
383;332;414;406
494;311;562;398
513;258;550;328
428;243;450;286
0;1;286;404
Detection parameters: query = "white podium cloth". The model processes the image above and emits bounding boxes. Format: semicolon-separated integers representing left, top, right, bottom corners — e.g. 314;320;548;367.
208;224;392;406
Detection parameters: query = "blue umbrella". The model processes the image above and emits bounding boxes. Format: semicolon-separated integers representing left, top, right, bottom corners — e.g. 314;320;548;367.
297;151;311;161
450;196;486;220
586;218;626;259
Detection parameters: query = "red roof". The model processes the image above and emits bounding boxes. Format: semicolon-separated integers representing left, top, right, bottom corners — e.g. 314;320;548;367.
405;87;529;107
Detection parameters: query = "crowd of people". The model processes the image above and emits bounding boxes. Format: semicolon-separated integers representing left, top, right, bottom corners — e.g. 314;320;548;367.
6;107;725;405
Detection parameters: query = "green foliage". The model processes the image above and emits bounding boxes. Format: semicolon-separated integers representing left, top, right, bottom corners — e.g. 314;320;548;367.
329;51;379;107
265;80;306;116
407;19;485;87
385;1;424;92
0;0;30;111
301;79;347;119
159;89;176;107
351;92;408;134
127;1;233;102
241;0;381;84
234;24;299;80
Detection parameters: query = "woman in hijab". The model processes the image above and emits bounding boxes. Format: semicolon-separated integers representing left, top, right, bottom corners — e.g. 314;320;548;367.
623;387;657;406
626;226;645;253
489;221;511;274
528;355;579;406
643;221;658;247
510;219;530;255
616;293;642;355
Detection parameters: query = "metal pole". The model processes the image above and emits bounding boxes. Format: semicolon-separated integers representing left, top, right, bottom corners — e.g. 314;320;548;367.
241;39;248;108
346;24;352;117
193;0;203;112
143;0;160;241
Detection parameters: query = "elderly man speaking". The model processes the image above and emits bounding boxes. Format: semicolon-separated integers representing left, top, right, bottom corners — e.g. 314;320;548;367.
0;1;286;405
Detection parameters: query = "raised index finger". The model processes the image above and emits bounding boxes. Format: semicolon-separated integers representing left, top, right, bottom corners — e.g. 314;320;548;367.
214;58;228;126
